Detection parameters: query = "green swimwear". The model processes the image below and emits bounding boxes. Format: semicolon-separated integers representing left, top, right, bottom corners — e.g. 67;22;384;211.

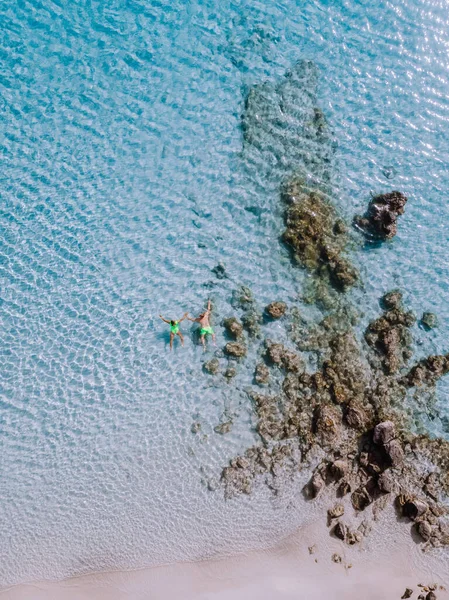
200;326;214;336
170;321;179;334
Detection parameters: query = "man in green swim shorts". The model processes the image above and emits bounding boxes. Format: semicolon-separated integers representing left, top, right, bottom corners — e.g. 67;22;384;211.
188;299;216;350
159;312;188;351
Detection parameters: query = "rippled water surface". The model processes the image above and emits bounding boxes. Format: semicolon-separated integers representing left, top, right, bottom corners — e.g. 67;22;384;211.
2;0;449;586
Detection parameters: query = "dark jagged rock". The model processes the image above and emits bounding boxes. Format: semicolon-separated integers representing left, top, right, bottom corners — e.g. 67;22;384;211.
265;301;287;319
204;358;220;375
223;317;244;339
398;496;429;521
282;178;358;292
401;588;413;599
420;312;438;330
212;262;227;279
224;342;247;358
354;190;407;240
254;362;270;385
333;521;347;540
329;460;348;480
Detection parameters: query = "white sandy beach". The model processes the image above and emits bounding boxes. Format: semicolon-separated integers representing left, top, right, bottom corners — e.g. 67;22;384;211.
2;503;448;600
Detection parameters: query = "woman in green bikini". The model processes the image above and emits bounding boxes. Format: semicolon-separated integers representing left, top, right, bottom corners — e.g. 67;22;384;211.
188;299;216;350
159;312;188;350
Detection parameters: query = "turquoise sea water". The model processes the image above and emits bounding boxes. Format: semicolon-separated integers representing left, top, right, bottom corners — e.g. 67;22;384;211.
2;0;449;587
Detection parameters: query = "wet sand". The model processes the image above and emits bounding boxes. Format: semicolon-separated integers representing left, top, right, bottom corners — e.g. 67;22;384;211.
2;504;447;600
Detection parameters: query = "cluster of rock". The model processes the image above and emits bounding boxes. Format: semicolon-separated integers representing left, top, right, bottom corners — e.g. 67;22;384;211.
218;286;449;547
208;61;449;554
354;190;408;240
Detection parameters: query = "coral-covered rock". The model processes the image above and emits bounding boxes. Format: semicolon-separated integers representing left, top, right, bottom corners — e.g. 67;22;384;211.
281;178;357;292
254;362;270;385
420;312;438;330
223;317;244;339
354;190;407;240
403;354;449;387
265;301;287;319
204;358;220;375
224;342;247;358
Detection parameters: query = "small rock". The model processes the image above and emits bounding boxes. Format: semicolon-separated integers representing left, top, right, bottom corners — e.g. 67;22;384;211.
373;420;396;446
381;290;403;310
265;301;287;319
308;545;316;555
378;470;396;493
310;471;325;498
331;553;342;564
402;498;429;521
255;362;270;385
224;367;237;380
191;422;201;434
223;317;244;339
337;480;351;497
333;521;347;540
212;262;227;279
330;460;348;480
351;488;371;511
346;530;363;545
401;588;413;599
224;342;247;358
204;358;220;375
420;312;438;330
385;438;404;467
328;504;345;519
426;593;437;600
417;521;432;541
214;421;232;435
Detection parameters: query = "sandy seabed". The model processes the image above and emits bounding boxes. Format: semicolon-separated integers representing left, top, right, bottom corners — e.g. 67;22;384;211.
2;503;448;600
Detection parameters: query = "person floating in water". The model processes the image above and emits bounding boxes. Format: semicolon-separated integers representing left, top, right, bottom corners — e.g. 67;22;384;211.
159;312;188;350
188;299;216;350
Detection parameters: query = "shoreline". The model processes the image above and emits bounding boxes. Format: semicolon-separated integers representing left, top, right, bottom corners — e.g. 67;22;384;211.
2;503;448;600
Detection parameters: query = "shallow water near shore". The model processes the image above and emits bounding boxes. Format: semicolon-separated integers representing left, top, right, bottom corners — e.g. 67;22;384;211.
2;0;449;588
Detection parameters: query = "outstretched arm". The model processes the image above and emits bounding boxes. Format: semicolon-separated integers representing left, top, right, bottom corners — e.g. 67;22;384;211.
187;316;200;322
178;312;189;323
159;315;170;324
207;299;212;311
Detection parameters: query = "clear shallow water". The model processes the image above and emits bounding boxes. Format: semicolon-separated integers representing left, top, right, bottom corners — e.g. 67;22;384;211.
2;0;449;587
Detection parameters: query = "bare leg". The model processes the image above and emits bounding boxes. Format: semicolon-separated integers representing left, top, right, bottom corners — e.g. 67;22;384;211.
177;331;184;346
212;333;216;346
170;332;174;351
200;334;206;351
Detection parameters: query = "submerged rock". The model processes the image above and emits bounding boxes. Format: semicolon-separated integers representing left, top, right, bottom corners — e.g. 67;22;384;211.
365;297;415;374
403;354;449;387
224;342;247;358
265;301;287;319
354;190;407;240
281;177;358;292
223;317;244;339
420;312;438;330
204;358;220;375
241;308;263;338
241;60;336;184
254;362;270;385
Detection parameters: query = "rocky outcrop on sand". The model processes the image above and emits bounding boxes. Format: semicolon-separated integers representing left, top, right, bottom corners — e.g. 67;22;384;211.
200;62;449;553
354;191;408;240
